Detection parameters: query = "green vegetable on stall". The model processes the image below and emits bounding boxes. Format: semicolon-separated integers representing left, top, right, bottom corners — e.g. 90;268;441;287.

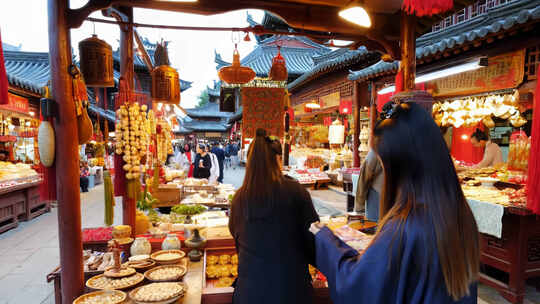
171;204;206;216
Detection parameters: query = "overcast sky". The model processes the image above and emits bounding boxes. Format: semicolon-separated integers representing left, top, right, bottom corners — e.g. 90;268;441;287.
0;1;264;108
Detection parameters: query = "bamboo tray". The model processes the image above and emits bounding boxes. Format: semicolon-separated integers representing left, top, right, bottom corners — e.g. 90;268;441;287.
144;265;187;282
129;282;186;304
73;290;126;304
85;272;144;290
151;250;186;265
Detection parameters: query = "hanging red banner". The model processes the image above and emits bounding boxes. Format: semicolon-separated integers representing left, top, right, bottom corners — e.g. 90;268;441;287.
241;87;285;139
323;117;333;126
0;93;29;114
339;99;352;115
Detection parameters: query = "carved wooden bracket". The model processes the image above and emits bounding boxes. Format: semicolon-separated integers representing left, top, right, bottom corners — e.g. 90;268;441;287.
67;0;113;29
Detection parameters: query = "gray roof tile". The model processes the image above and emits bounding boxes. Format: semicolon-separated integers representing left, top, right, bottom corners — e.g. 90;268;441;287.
348;60;399;82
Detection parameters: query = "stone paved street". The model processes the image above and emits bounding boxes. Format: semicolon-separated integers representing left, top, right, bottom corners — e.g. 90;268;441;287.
0;166;539;303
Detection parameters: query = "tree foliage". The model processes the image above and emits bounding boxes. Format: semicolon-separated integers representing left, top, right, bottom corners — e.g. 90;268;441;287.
197;88;210;108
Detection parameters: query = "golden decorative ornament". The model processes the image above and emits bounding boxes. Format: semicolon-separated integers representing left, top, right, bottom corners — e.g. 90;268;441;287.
218;45;255;85
269;46;288;82
151;65;180;105
78;107;94;144
78;35;114;87
482;116;495;129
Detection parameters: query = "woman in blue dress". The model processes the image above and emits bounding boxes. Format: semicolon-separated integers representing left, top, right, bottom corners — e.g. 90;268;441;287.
311;101;479;304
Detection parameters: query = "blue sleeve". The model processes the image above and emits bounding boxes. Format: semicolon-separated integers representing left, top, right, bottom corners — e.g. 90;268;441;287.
315;226;399;304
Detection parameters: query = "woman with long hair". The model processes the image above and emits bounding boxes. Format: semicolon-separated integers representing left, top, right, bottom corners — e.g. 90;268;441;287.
310;101;479;303
193;143;211;179
229;128;319;304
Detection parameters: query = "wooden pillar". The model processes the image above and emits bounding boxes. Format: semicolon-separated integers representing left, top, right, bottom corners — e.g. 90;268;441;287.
400;13;417;91
118;6;136;233
48;0;84;302
352;82;360;167
369;82;377;135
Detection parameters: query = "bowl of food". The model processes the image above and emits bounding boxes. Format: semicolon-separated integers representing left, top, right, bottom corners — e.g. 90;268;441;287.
477;177;499;187
144;265;187;282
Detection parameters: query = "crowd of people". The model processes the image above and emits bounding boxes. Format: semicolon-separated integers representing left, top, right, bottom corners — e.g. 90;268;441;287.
167;140;241;183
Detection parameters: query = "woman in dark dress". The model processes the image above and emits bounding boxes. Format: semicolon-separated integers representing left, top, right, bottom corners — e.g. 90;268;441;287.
229;128;319;304
193;144;211;179
310;101;479;304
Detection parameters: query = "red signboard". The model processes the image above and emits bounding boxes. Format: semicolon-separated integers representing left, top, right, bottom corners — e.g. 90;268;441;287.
0;93;29;114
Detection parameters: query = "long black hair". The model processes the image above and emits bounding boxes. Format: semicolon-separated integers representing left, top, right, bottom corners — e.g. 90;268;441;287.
373;101;479;300
232;128;282;219
471;128;489;141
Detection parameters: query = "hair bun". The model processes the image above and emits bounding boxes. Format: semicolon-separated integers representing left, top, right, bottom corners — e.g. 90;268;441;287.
256;128;267;137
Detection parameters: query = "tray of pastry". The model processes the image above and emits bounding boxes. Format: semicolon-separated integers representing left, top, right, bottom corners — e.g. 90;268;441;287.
202;247;238;304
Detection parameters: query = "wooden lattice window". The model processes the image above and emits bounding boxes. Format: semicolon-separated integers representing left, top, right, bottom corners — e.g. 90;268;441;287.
525;45;540;80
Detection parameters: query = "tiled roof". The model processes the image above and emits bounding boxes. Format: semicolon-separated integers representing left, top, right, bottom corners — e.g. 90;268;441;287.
416;0;540;59
185;102;233;119
2;43;21;52
349;0;540;82
177;115;230;133
288;47;374;90
4;51;49;95
215;35;330;78
112;37;192;91
207;80;220;97
88;103;116;122
348;60;400;81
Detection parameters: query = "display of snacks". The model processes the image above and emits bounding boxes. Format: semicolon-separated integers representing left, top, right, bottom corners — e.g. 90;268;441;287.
83;251;115;272
0;161;39;182
203;248;238;293
124;259;156;271
157;120;174;165
508;132;530;171
129;282;185;303
144;265;187;282
82;227;113;243
86;272;144;290
103;266;136;278
114;103;150;180
151;249;186;265
73;290;126;304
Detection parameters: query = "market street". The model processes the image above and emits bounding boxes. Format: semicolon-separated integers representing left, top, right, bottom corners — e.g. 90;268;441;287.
0;166;538;303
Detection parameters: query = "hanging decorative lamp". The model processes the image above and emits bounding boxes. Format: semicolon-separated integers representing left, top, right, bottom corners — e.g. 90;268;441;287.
269;46;288;82
78;34;114;87
151;40;180;105
328;118;345;145
218;44;255;85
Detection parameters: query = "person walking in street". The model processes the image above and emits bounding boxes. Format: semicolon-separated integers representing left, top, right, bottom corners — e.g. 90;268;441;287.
80;161;90;192
207;145;220;184
193;143;212;179
229;128;319;304
211;142;225;182
181;143;195;177
228;141;239;169
310;101;479;304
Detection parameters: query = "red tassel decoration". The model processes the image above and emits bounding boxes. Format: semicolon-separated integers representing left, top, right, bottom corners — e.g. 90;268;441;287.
402;0;454;17
527;64;540;214
395;69;404;94
0;29;9;105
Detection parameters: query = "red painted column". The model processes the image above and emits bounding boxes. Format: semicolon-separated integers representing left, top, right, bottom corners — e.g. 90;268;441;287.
47;0;84;302
118;6;136;234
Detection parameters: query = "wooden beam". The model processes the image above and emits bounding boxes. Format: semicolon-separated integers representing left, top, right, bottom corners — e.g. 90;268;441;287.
48;0;84;302
400;13;416;91
111;0;380;37
67;0;113;29
133;29;154;72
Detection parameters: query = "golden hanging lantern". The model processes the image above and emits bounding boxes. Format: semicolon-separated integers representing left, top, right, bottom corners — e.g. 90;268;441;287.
269;46;288;81
78;35;114;87
151;40;180;105
151;65;180;105
218;45;255;85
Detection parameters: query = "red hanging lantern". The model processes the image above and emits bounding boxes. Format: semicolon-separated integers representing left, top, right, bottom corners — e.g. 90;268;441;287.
269;46;288;82
152;41;180;105
218;44;256;85
339;99;353;115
